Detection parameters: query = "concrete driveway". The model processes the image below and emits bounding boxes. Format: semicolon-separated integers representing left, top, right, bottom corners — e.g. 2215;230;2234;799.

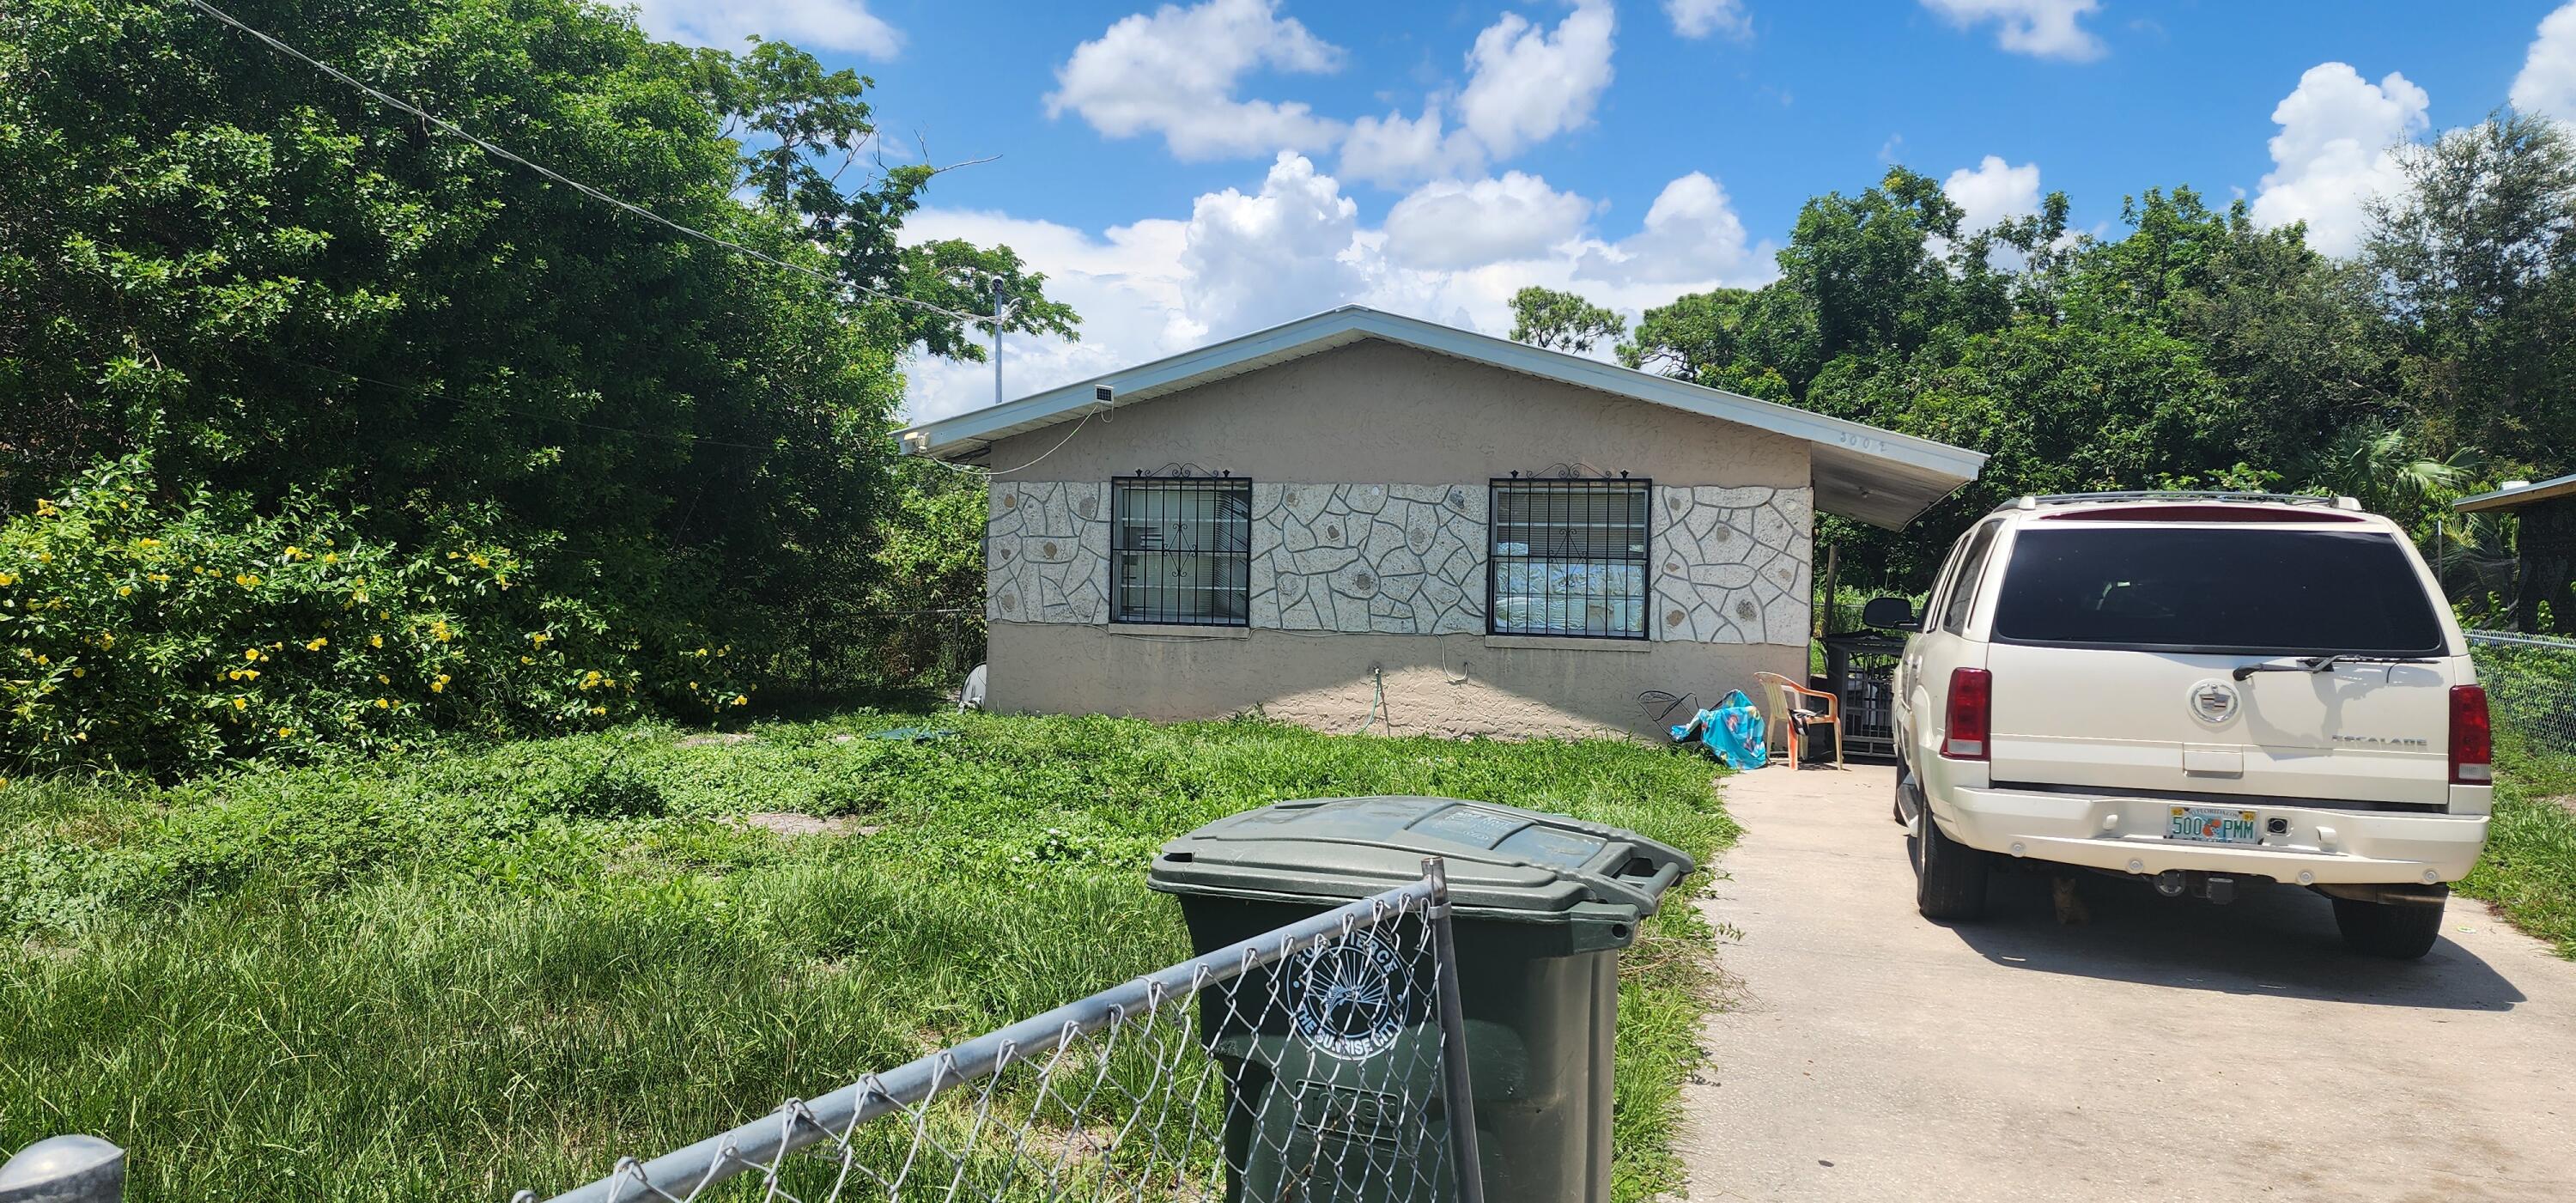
1678;763;2576;1202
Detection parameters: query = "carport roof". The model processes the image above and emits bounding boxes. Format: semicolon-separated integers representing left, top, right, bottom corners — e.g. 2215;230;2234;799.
2452;471;2576;514
897;306;1988;530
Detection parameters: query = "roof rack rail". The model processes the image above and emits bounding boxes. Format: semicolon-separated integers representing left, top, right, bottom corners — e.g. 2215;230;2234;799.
1996;490;2364;513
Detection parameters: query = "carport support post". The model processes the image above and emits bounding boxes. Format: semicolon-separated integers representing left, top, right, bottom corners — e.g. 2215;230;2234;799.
1423;857;1488;1203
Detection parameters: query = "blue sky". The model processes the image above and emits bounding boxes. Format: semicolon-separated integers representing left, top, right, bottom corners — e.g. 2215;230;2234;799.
623;0;2576;421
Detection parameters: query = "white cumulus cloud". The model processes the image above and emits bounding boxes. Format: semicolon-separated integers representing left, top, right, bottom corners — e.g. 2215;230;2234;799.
1943;155;2042;232
1045;0;1346;161
2512;3;2576;123
1573;173;1761;286
1382;173;1596;270
1918;0;2104;62
1666;0;1752;40
901;156;1780;421
629;0;900;55
1455;0;1619;161
1338;104;1485;189
2251;62;2429;257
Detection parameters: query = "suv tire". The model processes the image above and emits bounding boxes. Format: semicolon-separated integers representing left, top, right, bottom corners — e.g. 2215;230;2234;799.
1911;803;1990;921
2332;890;2446;959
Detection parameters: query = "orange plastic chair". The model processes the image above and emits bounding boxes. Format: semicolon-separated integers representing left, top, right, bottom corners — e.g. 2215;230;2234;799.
1753;671;1843;769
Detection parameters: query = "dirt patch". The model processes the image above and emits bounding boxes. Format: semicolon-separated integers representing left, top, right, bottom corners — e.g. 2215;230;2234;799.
2549;793;2576;820
677;732;758;748
735;811;880;838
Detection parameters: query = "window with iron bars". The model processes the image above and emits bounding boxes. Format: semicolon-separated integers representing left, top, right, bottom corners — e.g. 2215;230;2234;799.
1111;477;1253;626
1488;477;1651;639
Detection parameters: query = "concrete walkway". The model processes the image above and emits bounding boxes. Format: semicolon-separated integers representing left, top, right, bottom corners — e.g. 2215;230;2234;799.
1677;763;2576;1202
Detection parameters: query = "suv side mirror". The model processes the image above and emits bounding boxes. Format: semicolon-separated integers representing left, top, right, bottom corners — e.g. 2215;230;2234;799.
1861;596;1918;632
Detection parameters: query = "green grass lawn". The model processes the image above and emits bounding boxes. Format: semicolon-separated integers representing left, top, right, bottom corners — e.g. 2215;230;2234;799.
2458;742;2576;958
0;707;1736;1201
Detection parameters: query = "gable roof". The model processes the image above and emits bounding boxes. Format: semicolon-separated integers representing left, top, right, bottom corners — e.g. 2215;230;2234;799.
898;306;1988;530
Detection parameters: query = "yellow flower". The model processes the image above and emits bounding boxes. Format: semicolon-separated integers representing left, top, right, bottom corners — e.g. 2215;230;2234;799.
321;551;338;564
245;649;260;662
0;574;15;587
527;632;551;647
96;633;112;649
240;670;258;681
519;655;533;665
732;695;749;707
429;620;452;642
374;697;391;708
277;726;295;738
231;696;248;710
305;637;327;651
37;552;52;562
0;778;9;790
117;586;132;597
283;546;301;558
148;573;169;584
377;674;391;684
33;499;57;516
430;674;450;694
369;635;383;648
688;681;699;690
70;667;85;678
33;654;48;665
234;573;261;587
469;552;489;568
136;538;161;549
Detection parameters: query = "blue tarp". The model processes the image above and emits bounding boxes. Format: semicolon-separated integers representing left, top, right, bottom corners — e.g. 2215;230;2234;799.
1670;689;1768;769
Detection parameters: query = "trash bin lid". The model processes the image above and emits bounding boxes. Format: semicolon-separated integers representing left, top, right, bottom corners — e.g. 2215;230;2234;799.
1148;796;1693;921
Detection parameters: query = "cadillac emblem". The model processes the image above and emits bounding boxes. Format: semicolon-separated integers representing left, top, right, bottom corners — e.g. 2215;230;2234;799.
2187;679;2241;725
1286;932;1413;1060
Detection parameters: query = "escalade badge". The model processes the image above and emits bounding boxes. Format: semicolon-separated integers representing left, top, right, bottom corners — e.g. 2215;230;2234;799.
2188;680;2240;725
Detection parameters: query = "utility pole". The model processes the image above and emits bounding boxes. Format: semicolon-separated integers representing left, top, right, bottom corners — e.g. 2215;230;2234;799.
992;277;1006;406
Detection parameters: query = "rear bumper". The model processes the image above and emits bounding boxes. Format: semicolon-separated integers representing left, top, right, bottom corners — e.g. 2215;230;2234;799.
1935;784;2489;884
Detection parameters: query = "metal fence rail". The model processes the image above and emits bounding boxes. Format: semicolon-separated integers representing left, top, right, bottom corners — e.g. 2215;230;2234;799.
515;862;1484;1203
2468;629;2576;757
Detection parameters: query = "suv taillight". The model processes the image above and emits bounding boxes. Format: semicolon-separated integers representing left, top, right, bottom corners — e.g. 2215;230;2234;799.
2451;684;2492;785
1943;668;1991;761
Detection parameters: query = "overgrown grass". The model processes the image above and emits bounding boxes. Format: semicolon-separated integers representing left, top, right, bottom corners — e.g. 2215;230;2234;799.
2458;741;2576;958
0;708;1735;1201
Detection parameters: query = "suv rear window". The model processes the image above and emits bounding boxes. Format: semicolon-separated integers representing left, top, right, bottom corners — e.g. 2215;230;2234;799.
1990;527;2446;655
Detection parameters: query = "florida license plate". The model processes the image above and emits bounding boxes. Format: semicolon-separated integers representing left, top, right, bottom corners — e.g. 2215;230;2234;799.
2166;806;2260;845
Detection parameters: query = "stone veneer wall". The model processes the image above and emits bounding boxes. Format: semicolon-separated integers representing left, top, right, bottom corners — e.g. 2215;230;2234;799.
985;479;1813;645
985;481;1109;623
1649;485;1812;645
1248;483;1487;635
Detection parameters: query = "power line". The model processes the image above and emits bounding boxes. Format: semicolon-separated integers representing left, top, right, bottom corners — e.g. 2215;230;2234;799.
178;0;989;329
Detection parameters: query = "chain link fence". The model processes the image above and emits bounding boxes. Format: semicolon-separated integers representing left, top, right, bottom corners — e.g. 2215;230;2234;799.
513;863;1485;1203
2469;629;2576;758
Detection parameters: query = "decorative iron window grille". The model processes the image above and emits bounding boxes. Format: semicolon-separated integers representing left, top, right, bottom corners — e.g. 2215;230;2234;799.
1111;477;1253;626
1488;477;1651;640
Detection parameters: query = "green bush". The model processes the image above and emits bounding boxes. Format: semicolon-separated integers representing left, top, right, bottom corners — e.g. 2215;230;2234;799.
1;458;753;777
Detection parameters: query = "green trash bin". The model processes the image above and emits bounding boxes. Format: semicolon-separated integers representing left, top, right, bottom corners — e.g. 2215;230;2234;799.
1147;795;1695;1203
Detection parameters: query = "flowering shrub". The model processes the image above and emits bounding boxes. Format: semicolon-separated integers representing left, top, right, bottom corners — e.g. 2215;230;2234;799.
2;459;753;777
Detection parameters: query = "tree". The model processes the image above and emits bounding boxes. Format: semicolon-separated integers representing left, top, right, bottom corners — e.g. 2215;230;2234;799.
2367;112;2576;472
1508;286;1626;353
0;0;1072;757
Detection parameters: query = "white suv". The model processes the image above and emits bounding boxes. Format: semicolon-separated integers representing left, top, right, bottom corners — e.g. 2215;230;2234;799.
1875;492;2494;958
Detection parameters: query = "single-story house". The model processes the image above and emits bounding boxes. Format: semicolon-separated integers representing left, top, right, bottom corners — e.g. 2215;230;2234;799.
899;306;1987;738
2453;470;2575;635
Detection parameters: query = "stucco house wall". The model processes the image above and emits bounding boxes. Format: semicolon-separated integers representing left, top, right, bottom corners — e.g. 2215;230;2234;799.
978;341;1814;739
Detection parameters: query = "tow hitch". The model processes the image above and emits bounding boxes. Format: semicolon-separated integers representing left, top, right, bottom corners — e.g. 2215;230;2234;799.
2152;869;2245;904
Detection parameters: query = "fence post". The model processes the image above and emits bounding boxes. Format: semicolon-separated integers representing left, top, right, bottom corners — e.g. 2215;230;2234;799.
1422;856;1488;1203
0;1135;125;1203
